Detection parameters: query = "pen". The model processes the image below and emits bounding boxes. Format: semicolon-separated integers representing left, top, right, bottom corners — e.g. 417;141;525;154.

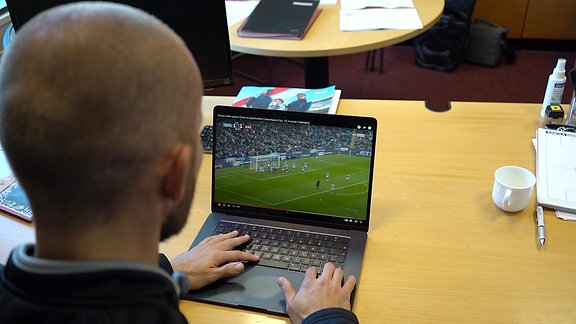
536;206;546;246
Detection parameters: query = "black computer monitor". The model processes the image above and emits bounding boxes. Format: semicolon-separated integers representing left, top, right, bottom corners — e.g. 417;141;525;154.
6;0;234;89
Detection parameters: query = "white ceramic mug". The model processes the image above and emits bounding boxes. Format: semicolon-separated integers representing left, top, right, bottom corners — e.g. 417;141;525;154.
492;166;536;212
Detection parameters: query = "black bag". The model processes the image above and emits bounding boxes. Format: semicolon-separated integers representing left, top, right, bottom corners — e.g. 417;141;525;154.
414;0;476;72
462;19;516;66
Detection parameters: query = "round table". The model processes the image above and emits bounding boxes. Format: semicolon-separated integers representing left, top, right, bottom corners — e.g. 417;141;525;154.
228;0;445;87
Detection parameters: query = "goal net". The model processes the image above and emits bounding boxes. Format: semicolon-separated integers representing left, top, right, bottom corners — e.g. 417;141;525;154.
249;153;281;171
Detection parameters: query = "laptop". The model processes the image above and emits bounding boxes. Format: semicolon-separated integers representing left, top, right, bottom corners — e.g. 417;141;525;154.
184;105;377;315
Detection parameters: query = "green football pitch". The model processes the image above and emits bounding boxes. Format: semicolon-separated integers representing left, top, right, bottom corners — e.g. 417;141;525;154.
214;154;371;219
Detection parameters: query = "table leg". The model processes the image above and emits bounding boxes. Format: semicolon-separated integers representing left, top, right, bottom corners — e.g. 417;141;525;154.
304;57;329;88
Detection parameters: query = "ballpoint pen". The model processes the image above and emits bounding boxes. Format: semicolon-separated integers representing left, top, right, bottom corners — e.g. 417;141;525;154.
536;206;546;246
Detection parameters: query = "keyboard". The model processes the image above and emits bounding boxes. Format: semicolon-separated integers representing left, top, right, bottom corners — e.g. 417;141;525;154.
200;125;213;153
213;220;350;273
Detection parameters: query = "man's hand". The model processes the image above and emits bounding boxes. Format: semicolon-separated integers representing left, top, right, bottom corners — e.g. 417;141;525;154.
171;231;259;290
277;263;356;324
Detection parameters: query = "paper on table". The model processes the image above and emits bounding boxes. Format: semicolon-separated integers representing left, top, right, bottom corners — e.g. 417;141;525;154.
339;8;423;31
556;210;576;221
225;1;259;26
341;0;415;10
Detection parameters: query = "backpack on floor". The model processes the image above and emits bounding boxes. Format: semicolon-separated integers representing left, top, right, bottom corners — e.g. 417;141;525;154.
414;0;476;72
461;19;516;67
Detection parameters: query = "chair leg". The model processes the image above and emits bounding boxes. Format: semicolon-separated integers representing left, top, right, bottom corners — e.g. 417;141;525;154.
378;48;384;73
364;51;372;71
365;49;384;72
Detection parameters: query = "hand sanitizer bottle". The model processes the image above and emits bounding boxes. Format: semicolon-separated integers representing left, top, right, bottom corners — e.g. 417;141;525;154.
541;58;567;117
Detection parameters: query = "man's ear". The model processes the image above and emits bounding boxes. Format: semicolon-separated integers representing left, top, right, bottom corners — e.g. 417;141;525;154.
162;144;192;202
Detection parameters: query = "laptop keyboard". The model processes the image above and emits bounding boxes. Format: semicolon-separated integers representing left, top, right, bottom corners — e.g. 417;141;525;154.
213;220;350;273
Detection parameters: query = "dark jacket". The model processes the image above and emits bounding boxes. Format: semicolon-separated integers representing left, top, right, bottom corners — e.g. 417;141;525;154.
0;244;186;324
286;99;311;112
0;244;358;324
246;95;272;109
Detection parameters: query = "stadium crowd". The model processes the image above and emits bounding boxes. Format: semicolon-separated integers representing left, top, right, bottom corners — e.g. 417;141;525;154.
214;119;374;159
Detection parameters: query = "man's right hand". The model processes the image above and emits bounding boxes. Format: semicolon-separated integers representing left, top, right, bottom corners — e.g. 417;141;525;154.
277;263;356;324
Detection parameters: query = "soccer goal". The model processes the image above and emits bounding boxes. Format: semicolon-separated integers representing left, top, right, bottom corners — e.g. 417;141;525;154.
249;153;281;171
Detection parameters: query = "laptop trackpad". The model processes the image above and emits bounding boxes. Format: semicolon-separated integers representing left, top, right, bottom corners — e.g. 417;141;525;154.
186;265;304;315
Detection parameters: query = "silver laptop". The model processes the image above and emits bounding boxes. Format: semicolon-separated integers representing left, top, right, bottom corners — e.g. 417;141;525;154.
184;105;377;315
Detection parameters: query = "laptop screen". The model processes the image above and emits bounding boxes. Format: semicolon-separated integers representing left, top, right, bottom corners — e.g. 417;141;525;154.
211;106;377;231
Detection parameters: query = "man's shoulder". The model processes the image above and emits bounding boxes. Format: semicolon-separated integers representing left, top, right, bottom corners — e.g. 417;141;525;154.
0;247;187;324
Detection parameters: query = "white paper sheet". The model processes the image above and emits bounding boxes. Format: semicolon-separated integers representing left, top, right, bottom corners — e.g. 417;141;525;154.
339;8;423;31
225;1;260;26
556;210;576;221
340;0;415;10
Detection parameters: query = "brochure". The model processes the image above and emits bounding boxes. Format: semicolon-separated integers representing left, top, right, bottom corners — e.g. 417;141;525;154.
0;146;32;221
232;85;341;114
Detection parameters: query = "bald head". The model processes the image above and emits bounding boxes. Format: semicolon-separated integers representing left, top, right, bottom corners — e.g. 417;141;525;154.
0;2;203;226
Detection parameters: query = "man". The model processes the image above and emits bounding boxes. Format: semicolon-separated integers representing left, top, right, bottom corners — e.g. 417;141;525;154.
286;93;312;112
0;2;358;324
246;89;274;109
268;98;285;110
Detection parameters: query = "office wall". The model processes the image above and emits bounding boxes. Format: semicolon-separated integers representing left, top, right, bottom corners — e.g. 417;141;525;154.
472;0;576;40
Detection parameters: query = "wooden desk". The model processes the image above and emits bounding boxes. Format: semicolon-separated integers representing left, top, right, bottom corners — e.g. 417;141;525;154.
228;0;444;88
3;97;576;323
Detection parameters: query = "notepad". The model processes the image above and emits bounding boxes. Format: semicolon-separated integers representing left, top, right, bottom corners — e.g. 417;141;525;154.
536;128;576;213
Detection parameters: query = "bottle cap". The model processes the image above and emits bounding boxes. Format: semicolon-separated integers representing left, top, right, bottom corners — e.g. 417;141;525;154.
553;58;566;77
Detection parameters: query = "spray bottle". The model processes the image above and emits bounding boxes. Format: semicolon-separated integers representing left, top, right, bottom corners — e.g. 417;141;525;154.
541;58;567;117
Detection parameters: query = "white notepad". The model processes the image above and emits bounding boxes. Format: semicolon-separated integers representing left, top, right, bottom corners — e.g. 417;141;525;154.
536;128;576;212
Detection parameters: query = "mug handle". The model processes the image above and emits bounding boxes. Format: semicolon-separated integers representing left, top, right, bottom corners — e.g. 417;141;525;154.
503;189;512;208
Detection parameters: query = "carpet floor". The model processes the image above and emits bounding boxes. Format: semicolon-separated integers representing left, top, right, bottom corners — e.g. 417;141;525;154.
206;46;575;111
